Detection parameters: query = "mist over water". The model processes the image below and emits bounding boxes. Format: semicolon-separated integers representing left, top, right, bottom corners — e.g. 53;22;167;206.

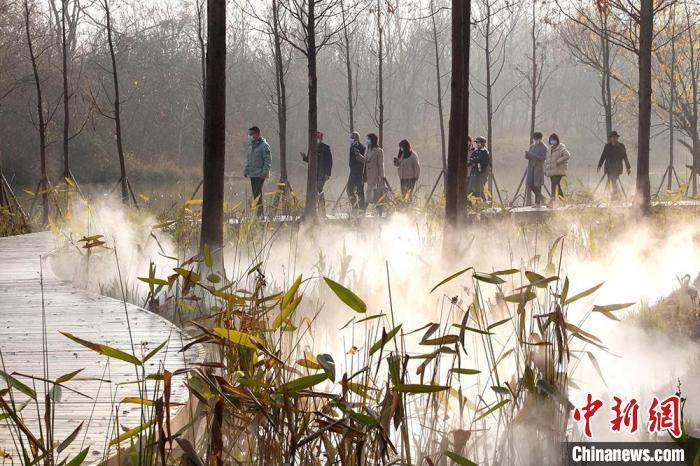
51;197;700;444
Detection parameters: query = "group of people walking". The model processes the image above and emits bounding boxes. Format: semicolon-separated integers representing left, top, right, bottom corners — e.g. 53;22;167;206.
466;130;629;207
346;132;421;212
243;126;421;217
244;124;631;217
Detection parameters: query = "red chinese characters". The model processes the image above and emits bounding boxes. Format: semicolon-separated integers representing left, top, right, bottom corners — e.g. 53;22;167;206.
610;396;639;433
573;394;604;437
648;395;681;438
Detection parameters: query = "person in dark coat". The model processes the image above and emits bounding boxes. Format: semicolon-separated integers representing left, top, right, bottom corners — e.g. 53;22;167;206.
346;131;366;210
525;131;547;206
468;136;490;201
598;131;631;199
301;131;333;210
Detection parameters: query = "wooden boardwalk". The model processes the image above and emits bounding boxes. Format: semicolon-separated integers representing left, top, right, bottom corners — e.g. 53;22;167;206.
0;232;203;464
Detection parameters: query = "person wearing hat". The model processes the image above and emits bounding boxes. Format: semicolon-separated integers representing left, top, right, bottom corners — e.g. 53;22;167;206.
524;131;547;206
598;131;631;199
468;136;490;201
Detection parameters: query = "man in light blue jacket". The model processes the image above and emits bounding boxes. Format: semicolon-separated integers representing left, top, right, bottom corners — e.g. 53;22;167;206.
244;126;271;217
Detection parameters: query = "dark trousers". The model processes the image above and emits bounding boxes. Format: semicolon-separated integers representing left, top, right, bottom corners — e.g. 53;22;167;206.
347;172;365;210
526;185;543;206
400;178;417;201
250;177;265;217
550;175;565;200
468;173;485;200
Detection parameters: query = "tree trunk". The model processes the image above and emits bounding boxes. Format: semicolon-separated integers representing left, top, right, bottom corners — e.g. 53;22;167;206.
196;0;206;156
446;0;470;224
430;0;447;194
104;0;128;204
200;0;226;258
341;0;355;131
668;8;675;191
601;13;613;136
485;1;494;194
272;0;287;183
636;0;653;214
377;0;385;147
528;0;536;143
304;1;319;219
25;0;49;225
61;0;71;180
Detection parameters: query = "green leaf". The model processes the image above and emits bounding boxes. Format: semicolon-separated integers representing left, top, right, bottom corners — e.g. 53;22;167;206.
323;277;367;313
65;447;89;466
356;313;385;324
0;371;37;399
451;324;493;335
563;282;604;305
473;272;506;285
492;268;520;276
203;243;213;268
142;340;168;364
58;421;83;453
60;332;141;366
280;373;329;393
206;273;221;284
491;385;510;395
487;317;512;330
503;290;537;303
560;277;570;304
445;451;477;466
394;384;450;393
449;368;481;376
108;420;155;446
369;324;402;355
473;399;510;422
137;277;168;286
592;302;635;313
430;266;473;293
56;369;83;384
174;267;200;284
281;275;303;310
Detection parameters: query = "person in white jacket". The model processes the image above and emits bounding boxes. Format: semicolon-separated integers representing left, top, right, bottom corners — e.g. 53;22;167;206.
394;139;421;201
544;133;570;204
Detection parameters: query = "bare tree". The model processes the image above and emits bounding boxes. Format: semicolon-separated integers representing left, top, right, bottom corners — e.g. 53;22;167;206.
200;0;226;259
24;0;50;225
472;0;519;193
49;0;82;184
654;2;698;195
560;5;617;137
280;0;344;219
90;0;130;204
340;0;358;131
557;0;675;213
429;0;447;189
446;0;470;224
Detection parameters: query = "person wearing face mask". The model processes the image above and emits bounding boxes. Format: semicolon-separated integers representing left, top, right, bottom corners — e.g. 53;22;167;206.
524;131;547;206
468;137;490;201
244;126;272;217
346;131;366;211
393;139;421;202
301;131;333;211
362;133;385;215
598;130;631;200
544;133;570;205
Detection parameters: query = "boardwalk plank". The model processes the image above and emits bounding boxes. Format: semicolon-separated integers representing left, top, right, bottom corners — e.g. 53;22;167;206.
0;232;203;464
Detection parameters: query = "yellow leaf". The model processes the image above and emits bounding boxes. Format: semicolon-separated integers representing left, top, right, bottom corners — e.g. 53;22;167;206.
213;327;264;350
